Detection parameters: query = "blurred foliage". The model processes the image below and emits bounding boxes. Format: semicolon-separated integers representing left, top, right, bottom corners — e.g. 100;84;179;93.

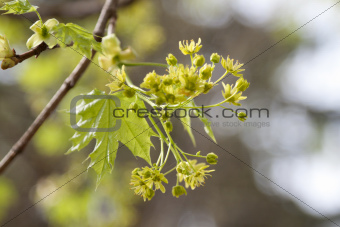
0;0;165;226
116;0;165;55
33;166;137;227
0;177;17;222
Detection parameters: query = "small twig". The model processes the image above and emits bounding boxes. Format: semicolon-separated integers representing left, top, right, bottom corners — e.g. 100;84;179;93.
6;42;72;69
0;0;119;174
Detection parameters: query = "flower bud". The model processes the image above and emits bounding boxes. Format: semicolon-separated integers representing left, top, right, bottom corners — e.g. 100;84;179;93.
129;102;138;111
146;188;155;201
0;35;14;59
132;168;141;175
172;185;187;198
166;54;177;66
165;94;176;104
102;34;121;56
163;77;173;86
203;82;214;94
237;112;247;122
210;53;220;63
123;87;136;98
193;54;205;67
206;152;218;165
199;64;213;80
1;58;15;70
235;77;250;92
165;121;173;132
155;96;166;106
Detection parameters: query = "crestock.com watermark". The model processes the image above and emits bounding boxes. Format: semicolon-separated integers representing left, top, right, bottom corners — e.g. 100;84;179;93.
70;95;270;132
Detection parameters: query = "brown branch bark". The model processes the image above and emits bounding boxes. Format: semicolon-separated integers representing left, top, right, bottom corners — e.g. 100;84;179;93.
0;0;119;174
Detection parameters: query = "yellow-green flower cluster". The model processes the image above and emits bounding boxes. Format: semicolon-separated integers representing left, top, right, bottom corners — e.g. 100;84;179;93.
130;166;168;201
140;53;215;105
222;77;250;106
176;160;214;190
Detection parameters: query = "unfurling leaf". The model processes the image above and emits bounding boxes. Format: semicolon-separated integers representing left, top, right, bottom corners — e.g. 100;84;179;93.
178;103;196;146
52;23;102;59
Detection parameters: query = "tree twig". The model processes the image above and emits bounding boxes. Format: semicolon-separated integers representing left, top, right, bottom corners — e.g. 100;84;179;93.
0;0;119;174
5;42;66;69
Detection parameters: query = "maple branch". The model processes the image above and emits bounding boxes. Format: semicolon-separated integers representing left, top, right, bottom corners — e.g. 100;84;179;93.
3;43;65;70
0;0;119;174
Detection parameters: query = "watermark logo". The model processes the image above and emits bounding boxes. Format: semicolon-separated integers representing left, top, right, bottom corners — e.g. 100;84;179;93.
70;94;270;131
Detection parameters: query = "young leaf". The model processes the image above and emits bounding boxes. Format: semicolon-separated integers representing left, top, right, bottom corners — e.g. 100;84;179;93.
68;89;157;184
198;112;217;143
52;23;102;59
0;0;38;15
192;101;217;143
178;105;196;146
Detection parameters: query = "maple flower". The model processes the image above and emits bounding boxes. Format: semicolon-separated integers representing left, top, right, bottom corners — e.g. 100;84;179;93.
130;175;155;201
176;160;214;190
26;19;59;49
179;38;202;55
221;82;247;106
221;55;245;77
145;168;168;193
98;34;135;71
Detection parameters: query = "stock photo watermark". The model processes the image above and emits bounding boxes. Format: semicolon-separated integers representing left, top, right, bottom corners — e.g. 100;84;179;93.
70;95;270;132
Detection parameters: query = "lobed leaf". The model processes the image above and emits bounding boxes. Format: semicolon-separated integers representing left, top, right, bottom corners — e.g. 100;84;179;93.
68;89;157;185
0;0;38;15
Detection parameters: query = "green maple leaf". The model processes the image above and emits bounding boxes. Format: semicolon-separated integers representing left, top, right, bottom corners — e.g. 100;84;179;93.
198;112;217;143
193;101;217;143
178;103;196;146
68;89;157;184
180;101;217;144
0;0;38;15
52;23;102;59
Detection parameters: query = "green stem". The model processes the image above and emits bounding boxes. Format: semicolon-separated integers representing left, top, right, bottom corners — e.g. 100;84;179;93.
176;147;196;171
164;166;177;176
34;9;42;22
156;139;164;166
214;70;229;85
160;142;172;170
148;115;167;141
120;62;168;68
180;151;205;158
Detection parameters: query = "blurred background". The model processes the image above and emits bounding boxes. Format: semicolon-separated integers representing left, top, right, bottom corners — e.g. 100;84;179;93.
1;0;340;226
